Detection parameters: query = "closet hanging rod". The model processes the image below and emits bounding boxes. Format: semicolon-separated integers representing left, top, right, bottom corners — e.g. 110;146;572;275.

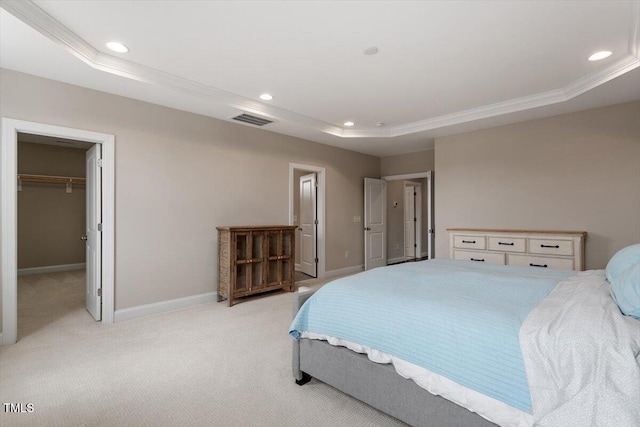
17;174;86;185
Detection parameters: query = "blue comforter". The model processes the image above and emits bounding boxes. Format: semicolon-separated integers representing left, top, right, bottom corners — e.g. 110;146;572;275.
289;259;573;412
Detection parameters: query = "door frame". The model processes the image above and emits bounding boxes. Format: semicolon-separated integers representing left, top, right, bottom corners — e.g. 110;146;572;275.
404;181;422;260
1;118;115;345
382;171;433;260
288;163;326;279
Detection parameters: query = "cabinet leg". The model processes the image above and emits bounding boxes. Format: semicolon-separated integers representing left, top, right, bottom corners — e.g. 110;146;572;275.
227;297;233;307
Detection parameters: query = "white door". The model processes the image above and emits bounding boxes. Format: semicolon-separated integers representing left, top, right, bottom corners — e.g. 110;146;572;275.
426;172;434;259
85;145;102;320
404;186;416;260
299;173;317;277
364;178;387;270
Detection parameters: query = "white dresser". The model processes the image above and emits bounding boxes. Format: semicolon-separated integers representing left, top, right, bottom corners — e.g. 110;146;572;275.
448;229;587;271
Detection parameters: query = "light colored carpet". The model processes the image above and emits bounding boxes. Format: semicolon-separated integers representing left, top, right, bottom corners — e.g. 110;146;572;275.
0;271;405;426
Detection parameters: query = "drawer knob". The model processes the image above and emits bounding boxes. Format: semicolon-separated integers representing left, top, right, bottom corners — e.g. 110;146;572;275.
470;258;485;262
498;242;514;246
540;244;559;248
530;263;548;268
462;240;476;244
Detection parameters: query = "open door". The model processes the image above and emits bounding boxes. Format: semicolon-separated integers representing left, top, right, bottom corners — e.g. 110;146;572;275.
299;173;317;277
364;178;387;270
85;144;102;320
427;171;434;259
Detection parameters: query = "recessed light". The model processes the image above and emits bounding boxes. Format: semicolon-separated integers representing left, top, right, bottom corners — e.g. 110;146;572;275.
106;41;129;53
344;121;355;127
259;93;274;101
588;51;612;61
363;46;379;56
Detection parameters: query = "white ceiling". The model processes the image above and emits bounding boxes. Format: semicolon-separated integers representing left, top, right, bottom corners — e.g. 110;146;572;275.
1;1;639;157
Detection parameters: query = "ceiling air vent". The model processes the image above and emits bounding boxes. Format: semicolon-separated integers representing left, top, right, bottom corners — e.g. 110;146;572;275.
231;113;273;127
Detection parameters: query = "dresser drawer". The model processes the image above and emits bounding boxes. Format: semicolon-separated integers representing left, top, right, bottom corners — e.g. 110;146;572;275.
453;235;486;250
454;250;505;265
507;254;574;270
528;238;573;256
488;236;526;253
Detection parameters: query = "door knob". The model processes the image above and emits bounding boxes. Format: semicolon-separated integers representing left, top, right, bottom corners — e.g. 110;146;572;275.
81;236;88;241
364;227;371;231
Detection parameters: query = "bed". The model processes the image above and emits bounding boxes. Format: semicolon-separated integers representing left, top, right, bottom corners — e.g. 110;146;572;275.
289;258;640;427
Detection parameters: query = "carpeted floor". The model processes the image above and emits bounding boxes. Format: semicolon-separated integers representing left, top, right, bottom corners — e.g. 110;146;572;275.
0;270;405;426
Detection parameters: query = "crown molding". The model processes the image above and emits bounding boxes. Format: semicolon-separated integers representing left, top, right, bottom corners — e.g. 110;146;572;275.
2;0;639;140
0;0;345;136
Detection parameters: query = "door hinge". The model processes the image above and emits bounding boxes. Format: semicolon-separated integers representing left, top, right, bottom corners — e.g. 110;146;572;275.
97;158;103;168
314;258;318;263
414;244;417;248
97;223;103;232
314;219;319;225
414;192;417;196
97;288;102;297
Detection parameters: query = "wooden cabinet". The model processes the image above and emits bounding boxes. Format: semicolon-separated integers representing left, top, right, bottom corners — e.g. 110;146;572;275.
448;229;587;271
217;225;296;306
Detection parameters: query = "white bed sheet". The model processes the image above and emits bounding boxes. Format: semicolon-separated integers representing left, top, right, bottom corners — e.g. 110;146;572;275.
301;331;533;427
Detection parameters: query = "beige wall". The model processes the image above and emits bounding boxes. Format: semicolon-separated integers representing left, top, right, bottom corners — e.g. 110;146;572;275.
380;149;434;176
0;69;379;322
17;142;87;268
435;101;640;269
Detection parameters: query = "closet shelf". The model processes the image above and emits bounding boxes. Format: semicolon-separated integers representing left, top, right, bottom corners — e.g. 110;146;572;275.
17;174;86;185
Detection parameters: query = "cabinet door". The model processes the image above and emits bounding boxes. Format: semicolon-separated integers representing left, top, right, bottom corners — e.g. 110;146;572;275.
234;233;250;292
235;232;250;261
249;231;265;290
281;230;293;284
266;231;283;286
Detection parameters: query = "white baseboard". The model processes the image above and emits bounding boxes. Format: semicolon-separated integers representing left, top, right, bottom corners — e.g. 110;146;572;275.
114;292;218;323
325;264;363;278
295;263;301;270
0;332;5;347
421;251;429;258
18;263;86;276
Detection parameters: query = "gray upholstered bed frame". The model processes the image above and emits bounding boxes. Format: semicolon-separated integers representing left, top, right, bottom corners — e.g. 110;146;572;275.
292;290;497;427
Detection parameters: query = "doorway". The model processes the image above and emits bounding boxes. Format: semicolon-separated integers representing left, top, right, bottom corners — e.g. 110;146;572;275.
16;136;95;338
404;181;422;261
289;163;326;280
298;172;317;278
1;119;115;346
364;171;433;270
